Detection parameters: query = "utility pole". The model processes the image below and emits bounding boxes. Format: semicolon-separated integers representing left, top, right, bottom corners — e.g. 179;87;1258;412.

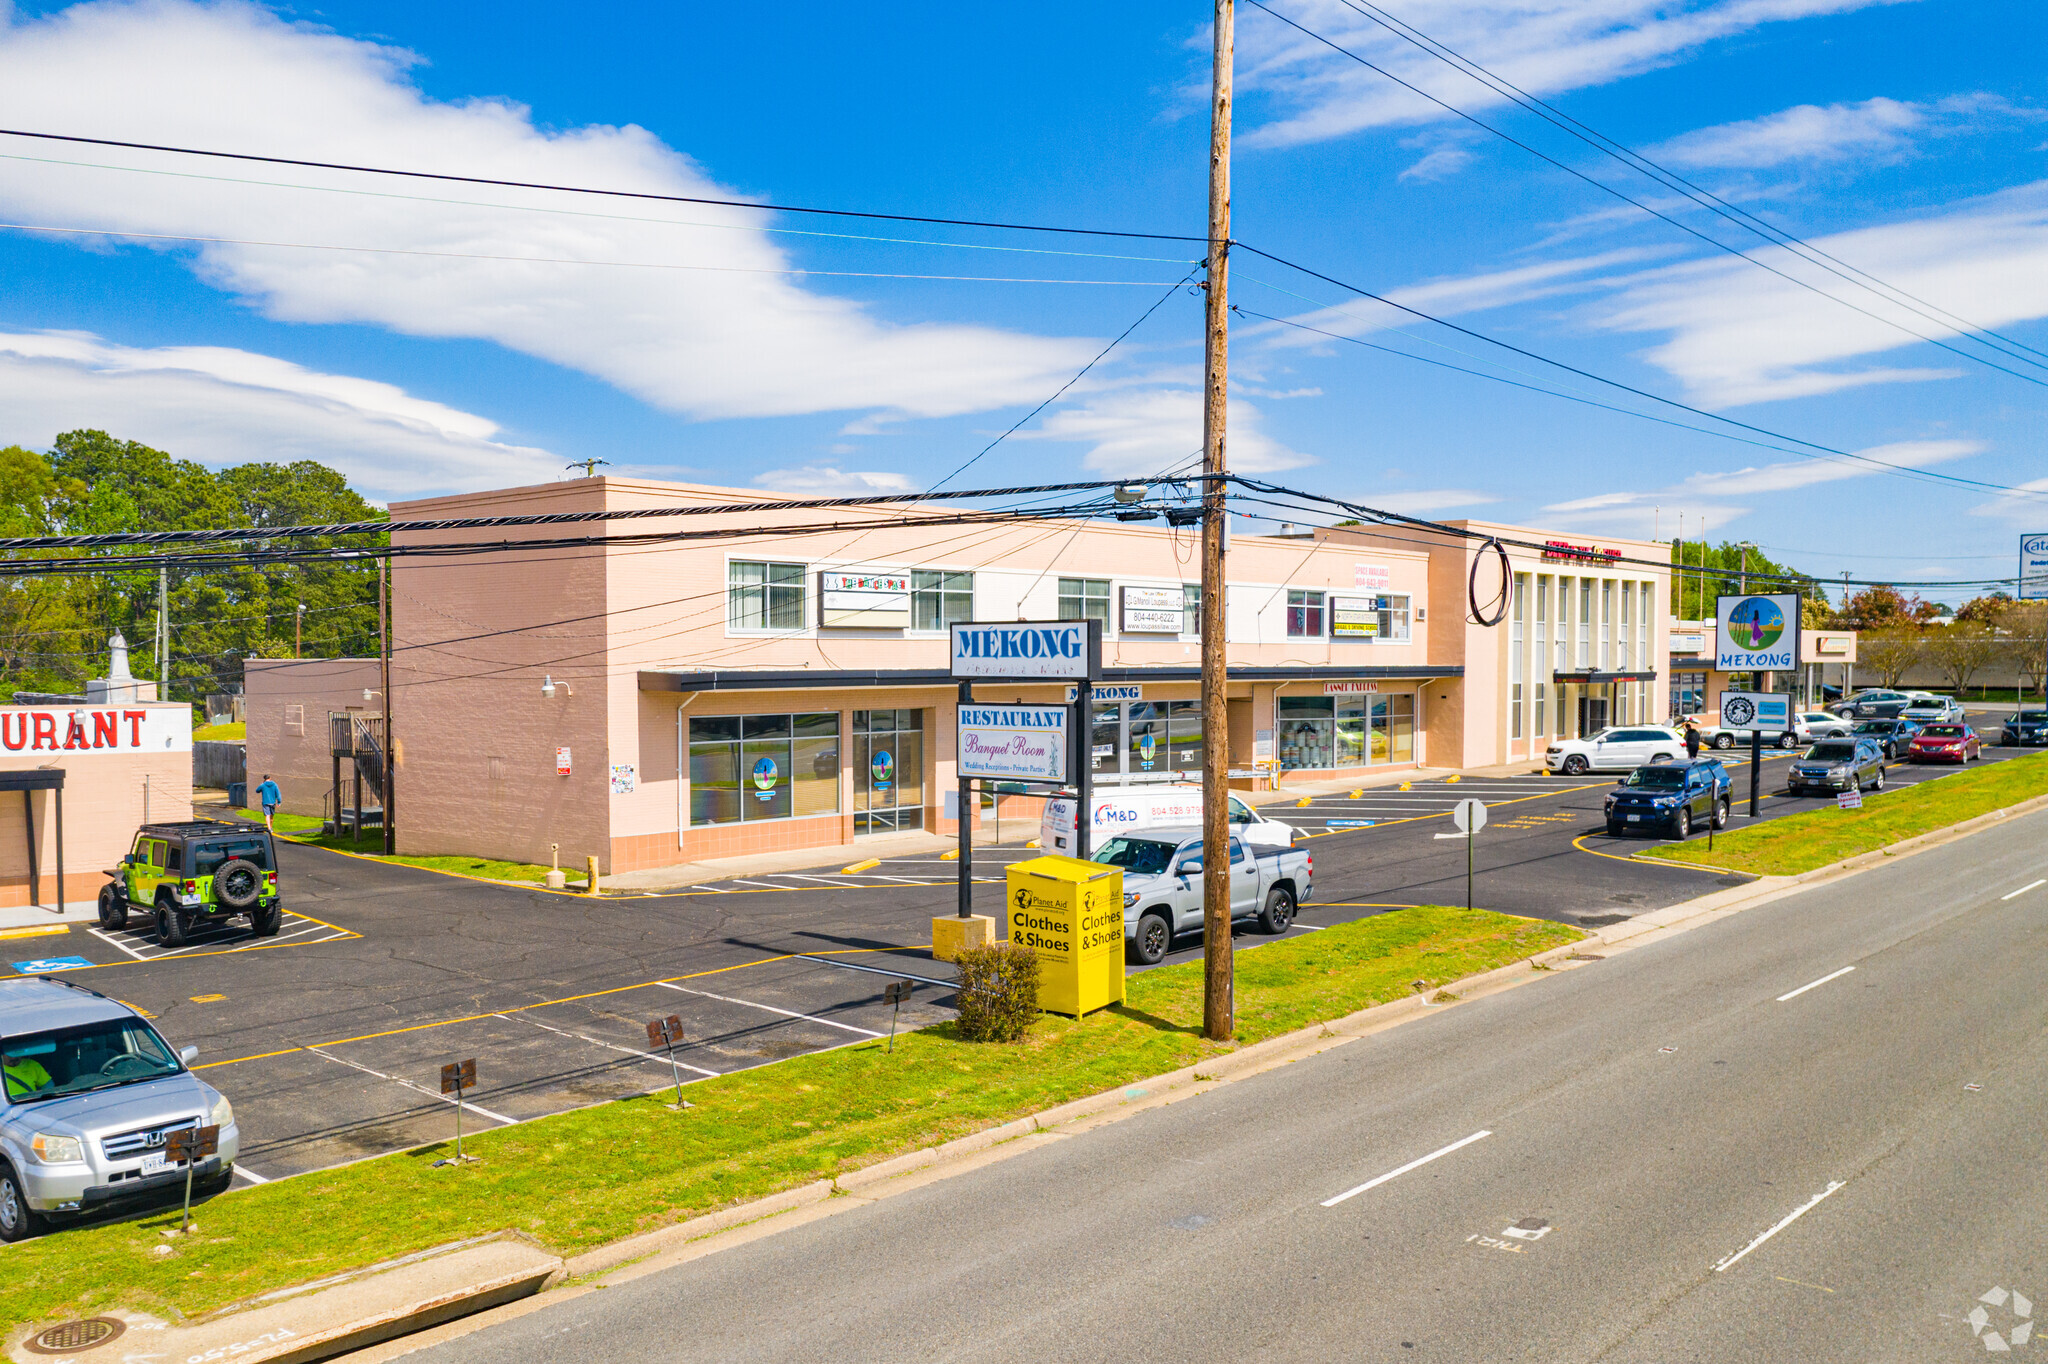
1200;0;1235;1044
156;567;168;693
295;602;305;659
380;558;395;856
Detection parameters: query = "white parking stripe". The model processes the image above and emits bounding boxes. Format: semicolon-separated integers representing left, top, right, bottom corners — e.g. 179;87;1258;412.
1713;1181;1845;1272
655;981;884;1037
498;1011;720;1077
1322;1130;1492;1207
85;925;152;962
301;1045;518;1125
1777;965;1855;1002
232;1164;270;1184
2001;879;2046;901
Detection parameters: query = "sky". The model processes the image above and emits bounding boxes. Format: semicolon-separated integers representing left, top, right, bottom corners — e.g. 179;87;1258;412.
0;0;2043;593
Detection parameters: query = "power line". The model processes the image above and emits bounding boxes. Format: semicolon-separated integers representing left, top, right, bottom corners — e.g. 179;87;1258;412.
0;129;1209;245
1241;0;2048;390
1233;240;2048;502
1324;0;2048;372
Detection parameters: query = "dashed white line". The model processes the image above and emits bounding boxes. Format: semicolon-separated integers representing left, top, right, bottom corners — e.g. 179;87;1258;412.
499;1011;720;1076
1714;1181;1845;1272
1777;966;1856;1002
2001;879;2046;901
655;982;883;1037
302;1045;518;1125
1322;1130;1492;1207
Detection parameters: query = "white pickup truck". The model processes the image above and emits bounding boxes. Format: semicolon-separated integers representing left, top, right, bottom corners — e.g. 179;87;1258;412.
1093;825;1314;965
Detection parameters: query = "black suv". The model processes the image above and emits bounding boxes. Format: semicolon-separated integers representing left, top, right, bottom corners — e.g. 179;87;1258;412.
2000;711;2048;747
1604;759;1732;838
98;821;282;946
1849;718;1920;760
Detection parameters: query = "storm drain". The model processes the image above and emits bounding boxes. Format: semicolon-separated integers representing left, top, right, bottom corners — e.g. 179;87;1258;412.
25;1317;125;1354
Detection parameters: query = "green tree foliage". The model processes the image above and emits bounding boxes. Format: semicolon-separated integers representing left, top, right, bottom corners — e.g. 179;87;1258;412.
0;432;386;702
1666;540;1819;619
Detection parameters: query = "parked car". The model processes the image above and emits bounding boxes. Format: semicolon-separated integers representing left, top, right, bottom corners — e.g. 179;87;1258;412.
1786;738;1889;797
1545;726;1687;774
1;976;239;1241
1094;827;1313;965
1838;689;1942;719
1849;718;1921;760
98;821;283;946
1714;711;1811;750
1907;722;1981;764
1899;697;1965;726
1603;760;1732;838
1041;788;1296;858
1800;711;1853;738
1999;710;2048;747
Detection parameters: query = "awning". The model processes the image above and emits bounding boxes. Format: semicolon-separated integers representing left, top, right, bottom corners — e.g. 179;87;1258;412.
641;663;1463;694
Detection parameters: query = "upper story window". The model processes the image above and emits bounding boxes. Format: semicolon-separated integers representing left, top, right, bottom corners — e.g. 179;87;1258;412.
1182;583;1203;636
1058;578;1111;629
912;570;974;631
729;560;805;630
1287;589;1326;638
1376;594;1412;643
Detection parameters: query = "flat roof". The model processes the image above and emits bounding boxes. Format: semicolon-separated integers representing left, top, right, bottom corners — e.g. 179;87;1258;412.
640;664;1462;694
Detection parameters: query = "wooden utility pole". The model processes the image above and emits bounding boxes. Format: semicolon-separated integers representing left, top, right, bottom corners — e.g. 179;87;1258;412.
380;558;396;855
1200;0;1235;1043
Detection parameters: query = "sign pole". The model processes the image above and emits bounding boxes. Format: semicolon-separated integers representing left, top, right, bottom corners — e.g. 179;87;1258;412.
1200;0;1236;1044
179;1141;196;1234
958;681;973;919
1466;825;1474;912
1749;727;1762;818
1074;682;1094;862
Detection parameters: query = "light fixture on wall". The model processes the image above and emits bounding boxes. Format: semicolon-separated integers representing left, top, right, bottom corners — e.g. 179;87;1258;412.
541;675;572;699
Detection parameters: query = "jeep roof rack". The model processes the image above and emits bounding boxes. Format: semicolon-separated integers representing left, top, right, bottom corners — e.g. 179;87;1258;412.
137;819;258;836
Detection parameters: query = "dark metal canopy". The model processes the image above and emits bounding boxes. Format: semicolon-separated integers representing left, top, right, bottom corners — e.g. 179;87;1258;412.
640;664;1462;694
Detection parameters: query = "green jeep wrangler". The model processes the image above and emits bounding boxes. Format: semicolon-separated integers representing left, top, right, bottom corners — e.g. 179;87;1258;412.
97;820;283;946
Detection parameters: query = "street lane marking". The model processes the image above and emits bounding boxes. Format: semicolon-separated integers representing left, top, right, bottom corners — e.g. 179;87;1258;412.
2001;879;2046;901
795;954;957;989
499;1010;721;1076
658;982;884;1037
1713;1181;1845;1272
233;1164;269;1184
302;1044;517;1125
1322;1130;1492;1207
1777;966;1855;1002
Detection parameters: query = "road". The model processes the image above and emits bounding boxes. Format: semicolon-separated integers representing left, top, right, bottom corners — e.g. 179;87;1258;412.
413;802;2048;1364
3;741;2033;1188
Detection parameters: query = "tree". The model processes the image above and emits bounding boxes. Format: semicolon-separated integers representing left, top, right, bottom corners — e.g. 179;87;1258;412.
1922;620;2001;695
1858;626;1925;688
1838;585;1937;631
1989;600;2047;700
1667;539;1818;619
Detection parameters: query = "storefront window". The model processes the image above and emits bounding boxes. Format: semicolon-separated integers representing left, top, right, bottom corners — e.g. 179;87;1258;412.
1511;575;1525;741
1287;590;1326;638
690;712;840;826
854;709;924;833
911;570;974;631
1127;701;1204;775
1278;695;1333;769
1671;671;1707;717
1375;594;1411;642
728;561;805;630
1380;695;1416;763
1091;703;1119;776
1057;578;1110;629
1336;696;1368;765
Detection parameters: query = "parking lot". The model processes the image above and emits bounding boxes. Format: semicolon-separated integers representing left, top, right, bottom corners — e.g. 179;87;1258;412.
1;718;2038;1208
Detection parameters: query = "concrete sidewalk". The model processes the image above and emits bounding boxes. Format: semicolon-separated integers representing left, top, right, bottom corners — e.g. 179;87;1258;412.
0;898;99;933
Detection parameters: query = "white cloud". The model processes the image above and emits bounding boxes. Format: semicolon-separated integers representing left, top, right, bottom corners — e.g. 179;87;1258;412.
1399;146;1475;183
1026;388;1312;476
749;466;916;496
1359;488;1499;513
1233;0;1916;150
0;329;556;497
1650;97;1929;168
1597;182;2048;406
1970;476;2048;526
1542;439;1981;535
0;1;1100;425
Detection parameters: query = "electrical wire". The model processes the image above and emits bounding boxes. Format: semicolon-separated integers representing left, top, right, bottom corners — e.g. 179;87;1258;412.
0;129;1210;245
1322;0;2048;372
1242;0;2048;390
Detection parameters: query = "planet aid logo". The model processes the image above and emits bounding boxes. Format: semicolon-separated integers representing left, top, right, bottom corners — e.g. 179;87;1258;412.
1726;596;1786;651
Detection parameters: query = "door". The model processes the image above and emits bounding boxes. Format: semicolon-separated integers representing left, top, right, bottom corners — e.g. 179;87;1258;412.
854;709;924;834
1229;838;1261;915
137;837;166;903
1578;694;1610;739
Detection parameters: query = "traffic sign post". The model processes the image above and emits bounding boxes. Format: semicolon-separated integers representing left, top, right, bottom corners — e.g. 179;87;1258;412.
1435;799;1488;910
882;980;912;1052
435;1058;478;1166
646;1015;687;1107
165;1123;219;1235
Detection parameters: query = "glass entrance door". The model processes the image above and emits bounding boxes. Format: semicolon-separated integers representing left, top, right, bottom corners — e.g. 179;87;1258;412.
1577;691;1610;738
854;709;924;833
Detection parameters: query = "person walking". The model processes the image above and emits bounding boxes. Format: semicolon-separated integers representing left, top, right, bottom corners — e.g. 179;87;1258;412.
255;774;282;832
1684;719;1703;760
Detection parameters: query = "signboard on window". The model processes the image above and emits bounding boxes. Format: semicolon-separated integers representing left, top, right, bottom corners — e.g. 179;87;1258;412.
1354;564;1390;591
1119;586;1183;634
2022;533;2048;601
1668;631;1705;653
819;571;910;628
1331;595;1380;639
1715;594;1801;671
949;620;1101;680
957;705;1069;783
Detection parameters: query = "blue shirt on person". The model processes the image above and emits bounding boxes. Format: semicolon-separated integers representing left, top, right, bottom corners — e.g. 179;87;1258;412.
256;779;282;808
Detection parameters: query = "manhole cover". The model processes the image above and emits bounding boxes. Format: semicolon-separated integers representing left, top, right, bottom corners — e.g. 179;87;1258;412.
26;1317;125;1354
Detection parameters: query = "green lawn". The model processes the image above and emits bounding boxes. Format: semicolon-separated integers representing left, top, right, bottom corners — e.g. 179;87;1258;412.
1648;750;2048;876
236;811;583;888
0;905;1576;1327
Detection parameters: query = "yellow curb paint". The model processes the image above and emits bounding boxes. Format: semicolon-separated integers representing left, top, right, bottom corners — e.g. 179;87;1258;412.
1349;789;1363;799
0;923;69;941
1445;775;1461;783
1026;839;1041;848
940;849;960;861
189;993;226;1004
1295;797;1312;807
841;858;882;874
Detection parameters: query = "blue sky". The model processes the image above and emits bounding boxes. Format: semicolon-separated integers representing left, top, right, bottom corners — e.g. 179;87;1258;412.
0;0;2043;591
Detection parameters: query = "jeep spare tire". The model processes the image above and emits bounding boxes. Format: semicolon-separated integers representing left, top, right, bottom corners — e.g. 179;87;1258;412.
215;858;263;908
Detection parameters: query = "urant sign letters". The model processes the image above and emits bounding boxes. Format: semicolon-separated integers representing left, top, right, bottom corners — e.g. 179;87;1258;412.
948;620;1101;680
0;706;189;756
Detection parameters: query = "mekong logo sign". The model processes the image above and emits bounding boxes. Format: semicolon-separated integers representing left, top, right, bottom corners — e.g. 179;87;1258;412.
949;621;1100;680
1715;594;1801;671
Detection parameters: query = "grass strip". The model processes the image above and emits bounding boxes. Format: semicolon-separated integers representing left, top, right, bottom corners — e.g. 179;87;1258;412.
191;722;245;742
1647;750;2048;876
234;809;578;887
0;905;1575;1327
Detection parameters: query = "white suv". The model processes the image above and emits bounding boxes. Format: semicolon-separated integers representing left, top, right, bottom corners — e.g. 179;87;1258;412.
1545;726;1687;775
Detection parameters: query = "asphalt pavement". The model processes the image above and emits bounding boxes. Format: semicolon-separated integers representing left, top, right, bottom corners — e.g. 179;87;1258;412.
408;801;2048;1363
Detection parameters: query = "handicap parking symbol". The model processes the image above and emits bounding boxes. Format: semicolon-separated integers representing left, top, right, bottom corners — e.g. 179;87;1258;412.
11;956;93;975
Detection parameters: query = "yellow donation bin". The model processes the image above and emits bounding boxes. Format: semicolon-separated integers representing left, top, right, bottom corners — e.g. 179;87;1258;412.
1005;854;1126;1018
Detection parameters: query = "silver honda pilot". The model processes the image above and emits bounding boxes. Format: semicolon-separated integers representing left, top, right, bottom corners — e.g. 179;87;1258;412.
1;975;238;1240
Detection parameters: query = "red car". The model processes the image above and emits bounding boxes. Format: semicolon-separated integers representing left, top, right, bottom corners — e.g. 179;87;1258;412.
1907;722;1981;764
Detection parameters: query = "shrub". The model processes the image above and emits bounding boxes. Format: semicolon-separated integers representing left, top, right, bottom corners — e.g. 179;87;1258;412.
953;942;1040;1042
